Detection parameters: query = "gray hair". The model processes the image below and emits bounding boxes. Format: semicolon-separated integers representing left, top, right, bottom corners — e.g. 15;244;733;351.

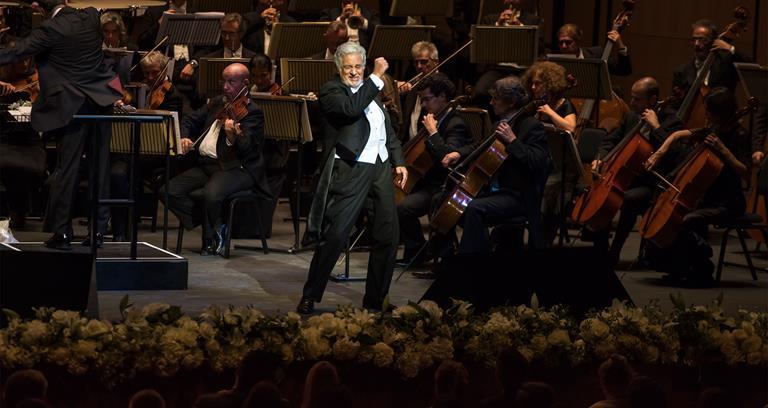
140;51;169;70
221;12;247;33
491;76;529;108
411;41;438;60
100;11;127;40
334;41;366;71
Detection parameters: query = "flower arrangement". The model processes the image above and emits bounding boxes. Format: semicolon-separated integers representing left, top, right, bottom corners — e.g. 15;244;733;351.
1;295;766;387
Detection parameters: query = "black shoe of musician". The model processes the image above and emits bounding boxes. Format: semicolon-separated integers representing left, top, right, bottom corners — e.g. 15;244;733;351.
80;233;104;248
214;224;228;256
44;233;72;250
296;298;315;314
201;239;217;256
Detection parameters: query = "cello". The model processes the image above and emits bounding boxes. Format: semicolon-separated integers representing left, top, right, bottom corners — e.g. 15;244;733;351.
674;6;749;129
571;96;677;231
394;95;469;203
570;0;633;139
640;98;759;248
430;99;544;235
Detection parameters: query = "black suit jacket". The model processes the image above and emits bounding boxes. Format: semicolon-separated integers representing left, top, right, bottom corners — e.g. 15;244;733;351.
398;91;421;143
673;50;748;94
320;7;381;48
0;7;121;132
318;75;405;167
242;12;297;54
182;96;271;198
422;109;472;187
582;46;632;77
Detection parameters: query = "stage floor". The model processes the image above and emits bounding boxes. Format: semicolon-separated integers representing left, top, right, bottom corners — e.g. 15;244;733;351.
9;202;768;321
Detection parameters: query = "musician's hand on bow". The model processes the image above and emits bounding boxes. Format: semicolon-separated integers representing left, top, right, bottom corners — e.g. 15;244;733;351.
0;81;15;96
753;151;765;166
180;63;195;80
224;119;242;141
442;152;461;168
422;114;438;134
180;138;194;154
644;150;663;170
591;159;602;171
396;81;412;94
394;166;408;189
711;39;733;53
495;122;517;143
703;134;727;156
607;30;625;49
641;109;660;130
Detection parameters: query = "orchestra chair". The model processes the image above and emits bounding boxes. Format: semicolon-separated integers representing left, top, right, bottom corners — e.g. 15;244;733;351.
714;214;768;282
456;107;492;143
489;215;530;253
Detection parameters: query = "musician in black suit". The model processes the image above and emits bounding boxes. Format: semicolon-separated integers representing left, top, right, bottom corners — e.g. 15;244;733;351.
397;73;471;265
397;41;440;143
589;77;683;266
242;0;296;55
556;23;632;77
457;76;551;254
161;63;270;256
672;19;749;97
320;1;380;49
299;42;407;314
309;20;349;61
0;0;122;249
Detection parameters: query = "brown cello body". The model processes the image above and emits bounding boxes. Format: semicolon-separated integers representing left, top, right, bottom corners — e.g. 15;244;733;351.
572;94;629;137
394;132;434;203
640;144;724;248
746;161;767;243
571;133;653;231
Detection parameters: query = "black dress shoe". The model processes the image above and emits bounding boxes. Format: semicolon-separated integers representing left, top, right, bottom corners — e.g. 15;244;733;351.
296;298;315;314
411;270;437;279
214;224;228;256
200;239;217;256
81;233;104;248
44;233;72;250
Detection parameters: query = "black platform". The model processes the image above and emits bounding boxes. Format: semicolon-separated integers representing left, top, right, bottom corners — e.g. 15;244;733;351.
3;242;188;290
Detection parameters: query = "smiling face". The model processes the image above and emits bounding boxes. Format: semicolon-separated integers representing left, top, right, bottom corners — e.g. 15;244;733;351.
339;53;364;87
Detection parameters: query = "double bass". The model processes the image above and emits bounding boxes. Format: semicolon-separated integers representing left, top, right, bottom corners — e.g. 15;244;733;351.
394;95;468;203
674;6;749;129
640;98;759;248
571;96;677;231
430;99;544;235
570;0;633;139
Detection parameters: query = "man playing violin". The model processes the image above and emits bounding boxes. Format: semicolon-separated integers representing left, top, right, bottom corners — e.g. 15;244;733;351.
397;41;440;143
645;88;750;286
141;51;182;111
590;77;683;266
161;63;270;256
396;72;472;268
456;76;550;254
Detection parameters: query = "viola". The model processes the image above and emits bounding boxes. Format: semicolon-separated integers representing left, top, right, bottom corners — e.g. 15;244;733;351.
148;79;172;110
394;95;469;204
9;70;39;103
640;98;759;248
675;6;749;129
571;96;677;231
430;98;544;235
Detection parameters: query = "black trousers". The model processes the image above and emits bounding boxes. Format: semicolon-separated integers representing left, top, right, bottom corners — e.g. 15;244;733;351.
161;158;255;240
458;191;526;255
44;99;111;235
397;185;440;257
303;157;398;308
592;185;654;263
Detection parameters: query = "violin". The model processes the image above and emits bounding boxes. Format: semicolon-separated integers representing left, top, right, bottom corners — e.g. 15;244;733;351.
571;96;677;231
8;70;39;103
675;6;749;129
394;94;469;204
640;98;759;248
189;85;251;152
430;98;544;235
148;79;172;110
570;1;633;139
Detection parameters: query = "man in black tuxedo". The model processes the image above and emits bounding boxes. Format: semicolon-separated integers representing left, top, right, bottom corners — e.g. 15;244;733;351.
299;42;407;314
0;0;122;249
457;76;551;254
672;19;748;97
556;23;632;76
162;63;270;256
589;77;683;266
397;72;472;265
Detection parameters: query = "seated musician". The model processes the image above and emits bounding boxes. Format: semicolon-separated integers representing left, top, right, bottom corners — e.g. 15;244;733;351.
397;41;441;143
456;76;550;254
248;53;290;178
320;1;380;48
100;11;137;50
310;20;349;61
644;88;751;286
555;23;632;76
133;0;191;50
673;19;749;97
590;77;683;265
521;61;577;245
109;51;182;242
242;0;297;55
161;63;271;256
753;105;766;166
479;0;541;26
396;72;471;266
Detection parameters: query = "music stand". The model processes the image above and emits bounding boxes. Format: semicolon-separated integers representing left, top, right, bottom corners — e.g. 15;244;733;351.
157;13;222;47
198;57;250;98
548;55;613;125
111;110;182;250
735;63;768;103
280;58;337;95
235;95;313;254
287;0;339;12
544;126;583;246
267;22;331;61
190;0;254;14
470;25;538;66
368;25;435;60
389;0;453;17
477;0;506;24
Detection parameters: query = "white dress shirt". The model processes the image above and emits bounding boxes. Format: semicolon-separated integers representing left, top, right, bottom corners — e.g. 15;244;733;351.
335;74;388;164
223;44;244;58
198;120;221;159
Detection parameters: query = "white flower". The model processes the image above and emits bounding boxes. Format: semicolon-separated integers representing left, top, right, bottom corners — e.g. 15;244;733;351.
531;335;548;353
302;327;331;359
418;300;443;321
371;342;394;367
82;320;110;338
21;320;49;344
546;329;571;347
332;337;360;360
393;305;419;318
142;303;170;316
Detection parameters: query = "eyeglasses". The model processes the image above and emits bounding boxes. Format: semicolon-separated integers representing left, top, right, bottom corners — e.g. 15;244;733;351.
221;30;239;38
558;39;575;46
